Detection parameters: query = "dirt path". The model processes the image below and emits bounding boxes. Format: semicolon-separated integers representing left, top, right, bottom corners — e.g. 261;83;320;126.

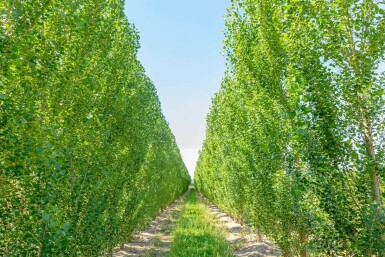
113;195;186;257
207;204;281;257
113;191;280;257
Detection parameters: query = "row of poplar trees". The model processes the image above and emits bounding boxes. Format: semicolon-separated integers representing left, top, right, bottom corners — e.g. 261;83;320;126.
195;0;385;256
1;0;190;256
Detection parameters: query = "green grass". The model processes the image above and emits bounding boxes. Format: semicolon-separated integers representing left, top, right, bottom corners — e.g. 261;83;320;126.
168;189;234;257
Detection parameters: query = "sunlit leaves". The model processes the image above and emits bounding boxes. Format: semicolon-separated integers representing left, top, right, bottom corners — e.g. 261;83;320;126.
196;0;384;256
0;0;190;256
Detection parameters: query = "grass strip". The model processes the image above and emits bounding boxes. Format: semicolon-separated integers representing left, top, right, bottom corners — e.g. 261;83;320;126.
168;188;234;257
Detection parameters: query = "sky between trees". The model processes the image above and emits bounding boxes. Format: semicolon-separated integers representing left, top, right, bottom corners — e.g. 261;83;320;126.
124;0;230;176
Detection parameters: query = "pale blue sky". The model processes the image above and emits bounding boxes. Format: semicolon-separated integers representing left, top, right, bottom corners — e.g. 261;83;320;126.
124;1;230;175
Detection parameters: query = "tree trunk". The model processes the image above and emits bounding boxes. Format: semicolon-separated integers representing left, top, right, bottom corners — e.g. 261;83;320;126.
299;228;307;257
257;231;263;242
360;109;382;204
291;118;308;257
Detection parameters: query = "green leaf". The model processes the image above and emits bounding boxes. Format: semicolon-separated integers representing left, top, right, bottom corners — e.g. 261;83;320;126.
56;230;66;237
42;213;50;222
289;111;296;119
62;222;71;232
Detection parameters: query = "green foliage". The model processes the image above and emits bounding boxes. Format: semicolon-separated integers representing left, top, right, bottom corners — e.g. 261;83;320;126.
0;0;190;255
168;189;234;257
195;0;385;256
